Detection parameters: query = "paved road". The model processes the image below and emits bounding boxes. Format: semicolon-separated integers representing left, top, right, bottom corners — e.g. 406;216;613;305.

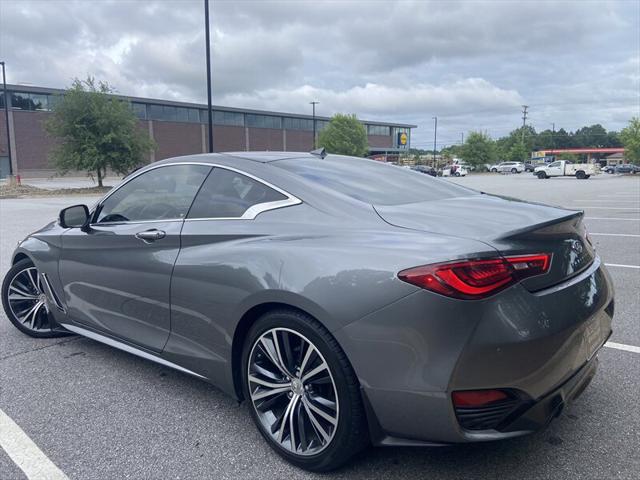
0;173;638;479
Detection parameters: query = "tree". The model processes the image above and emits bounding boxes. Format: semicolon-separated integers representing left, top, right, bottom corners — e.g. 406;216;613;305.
507;142;529;162
620;118;640;164
45;77;155;186
318;114;368;157
459;131;497;167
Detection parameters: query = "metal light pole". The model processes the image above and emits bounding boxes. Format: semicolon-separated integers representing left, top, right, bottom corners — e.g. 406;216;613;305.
310;101;319;149
204;0;213;153
0;61;12;176
432;116;438;168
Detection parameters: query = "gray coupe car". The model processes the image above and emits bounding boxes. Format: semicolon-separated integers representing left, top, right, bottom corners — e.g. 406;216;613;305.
2;151;613;471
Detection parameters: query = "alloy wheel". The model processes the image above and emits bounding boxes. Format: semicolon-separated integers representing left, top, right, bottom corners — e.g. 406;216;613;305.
247;327;339;456
6;266;52;333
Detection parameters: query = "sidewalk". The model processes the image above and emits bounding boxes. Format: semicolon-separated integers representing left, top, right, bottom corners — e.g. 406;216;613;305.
5;176;120;190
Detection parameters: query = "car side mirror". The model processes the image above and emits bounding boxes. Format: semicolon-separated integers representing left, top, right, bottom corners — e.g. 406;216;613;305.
59;204;90;229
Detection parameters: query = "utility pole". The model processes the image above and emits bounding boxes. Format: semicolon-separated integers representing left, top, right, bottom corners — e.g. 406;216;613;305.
461;132;464;144
204;0;213;153
0;61;12;177
551;122;555;150
310;101;319;149
521;105;529;142
432;116;438;168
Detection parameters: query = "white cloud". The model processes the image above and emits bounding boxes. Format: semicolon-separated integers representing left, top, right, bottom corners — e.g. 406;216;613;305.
217;78;523;117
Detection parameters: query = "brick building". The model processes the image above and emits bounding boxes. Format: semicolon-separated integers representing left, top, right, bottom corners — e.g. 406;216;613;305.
0;84;415;178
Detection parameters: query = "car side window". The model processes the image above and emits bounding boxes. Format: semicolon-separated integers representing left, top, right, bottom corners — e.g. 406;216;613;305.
187;167;287;219
96;164;211;223
549;162;560;167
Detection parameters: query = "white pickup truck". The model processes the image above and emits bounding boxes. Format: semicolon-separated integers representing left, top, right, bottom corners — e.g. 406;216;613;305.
534;160;599;179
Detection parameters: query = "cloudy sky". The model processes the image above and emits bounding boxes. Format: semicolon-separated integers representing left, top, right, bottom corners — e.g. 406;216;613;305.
1;0;638;148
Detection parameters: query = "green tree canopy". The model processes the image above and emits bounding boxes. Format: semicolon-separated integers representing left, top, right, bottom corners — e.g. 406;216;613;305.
459;131;497;167
45;77;155;186
620;118;640;164
507;142;529;162
318;114;369;157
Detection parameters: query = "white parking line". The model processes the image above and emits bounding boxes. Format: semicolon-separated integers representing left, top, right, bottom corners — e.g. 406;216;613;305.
590;233;640;238
599;193;640;197
575;200;639;203
585;217;640;221
0;408;68;480
604;263;640;269
605;342;640;354
577;206;639;210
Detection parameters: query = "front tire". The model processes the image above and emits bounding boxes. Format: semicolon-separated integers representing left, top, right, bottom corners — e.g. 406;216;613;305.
537;171;547;179
242;309;368;471
1;258;68;338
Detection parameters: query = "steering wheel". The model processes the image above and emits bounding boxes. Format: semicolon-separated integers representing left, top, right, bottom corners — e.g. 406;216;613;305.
138;202;179;220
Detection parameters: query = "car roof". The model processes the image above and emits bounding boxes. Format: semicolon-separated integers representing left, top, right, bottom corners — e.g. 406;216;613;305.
153;151;315;167
222;151;314;163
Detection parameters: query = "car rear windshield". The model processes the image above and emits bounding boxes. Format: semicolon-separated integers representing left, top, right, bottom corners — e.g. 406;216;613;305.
274;157;477;205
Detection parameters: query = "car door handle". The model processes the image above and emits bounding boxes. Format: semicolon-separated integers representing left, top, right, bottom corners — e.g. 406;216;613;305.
135;229;166;243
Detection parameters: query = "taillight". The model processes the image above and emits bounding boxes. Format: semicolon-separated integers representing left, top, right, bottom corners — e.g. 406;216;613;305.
398;253;551;299
452;389;509;407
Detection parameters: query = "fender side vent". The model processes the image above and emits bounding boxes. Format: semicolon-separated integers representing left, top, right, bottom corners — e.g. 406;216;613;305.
40;273;66;313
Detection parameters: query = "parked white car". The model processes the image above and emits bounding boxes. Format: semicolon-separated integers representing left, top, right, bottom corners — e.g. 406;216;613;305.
488;161;525;173
452;159;475;171
442;165;468;177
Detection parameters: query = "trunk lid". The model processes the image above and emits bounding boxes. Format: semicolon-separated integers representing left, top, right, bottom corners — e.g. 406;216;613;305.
375;194;595;291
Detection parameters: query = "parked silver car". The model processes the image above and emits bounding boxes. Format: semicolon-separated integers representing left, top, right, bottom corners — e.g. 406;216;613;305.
489;161;525;173
2;151;613;471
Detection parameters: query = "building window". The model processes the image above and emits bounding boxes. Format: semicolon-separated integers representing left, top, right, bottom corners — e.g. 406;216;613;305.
131;102;147;120
10;92;50;111
48;94;61;110
176;107;189;122
316;120;329;131
148;104;180;122
214;110;245;126
367;125;390;136
283;117;313;131
188;108;200;123
246;114;282;129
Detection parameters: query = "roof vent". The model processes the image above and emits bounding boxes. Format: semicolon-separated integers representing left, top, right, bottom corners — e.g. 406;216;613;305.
310;147;327;159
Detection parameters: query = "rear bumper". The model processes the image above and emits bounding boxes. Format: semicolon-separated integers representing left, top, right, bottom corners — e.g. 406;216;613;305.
460;345;603;442
336;257;614;445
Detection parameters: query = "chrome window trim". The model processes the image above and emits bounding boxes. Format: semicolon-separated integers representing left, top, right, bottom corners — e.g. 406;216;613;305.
90;218;185;227
91;161;302;225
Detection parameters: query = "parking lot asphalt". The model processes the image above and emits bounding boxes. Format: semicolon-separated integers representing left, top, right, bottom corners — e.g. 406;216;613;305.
0;173;638;479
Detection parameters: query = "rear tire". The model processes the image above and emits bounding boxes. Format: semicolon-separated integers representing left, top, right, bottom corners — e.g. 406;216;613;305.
2;258;69;338
242;309;368;471
576;171;586;179
490;168;497;173
511;168;517;173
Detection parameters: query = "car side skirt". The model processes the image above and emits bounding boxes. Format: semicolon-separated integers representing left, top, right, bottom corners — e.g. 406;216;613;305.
59;323;207;380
